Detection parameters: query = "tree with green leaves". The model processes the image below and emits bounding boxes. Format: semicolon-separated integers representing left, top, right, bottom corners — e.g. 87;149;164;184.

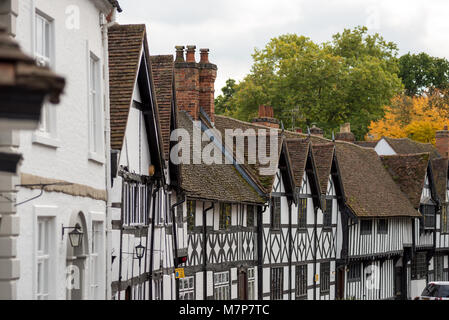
227;26;403;139
215;78;237;115
399;52;449;96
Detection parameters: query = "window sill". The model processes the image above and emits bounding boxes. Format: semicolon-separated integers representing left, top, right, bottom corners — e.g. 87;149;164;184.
88;152;105;164
32;133;61;149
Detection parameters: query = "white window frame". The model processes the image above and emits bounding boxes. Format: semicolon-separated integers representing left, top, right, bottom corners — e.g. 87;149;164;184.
32;10;59;148
213;271;230;300
88;51;104;162
90;218;104;299
179;276;195;300
154;278;163;300
34;205;57;300
247;268;256;300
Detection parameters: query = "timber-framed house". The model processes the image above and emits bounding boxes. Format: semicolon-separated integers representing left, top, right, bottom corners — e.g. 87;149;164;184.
108;24;174;300
334;141;420;300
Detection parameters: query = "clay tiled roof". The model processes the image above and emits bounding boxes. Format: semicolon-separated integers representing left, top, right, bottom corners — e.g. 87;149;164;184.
108;24;147;151
431;158;448;203
176;111;264;204
150;55;174;160
312;143;335;194
354;141;377;148
284;139;310;188
214;115;328;193
335;141;420;217
380;153;430;209
383;137;441;160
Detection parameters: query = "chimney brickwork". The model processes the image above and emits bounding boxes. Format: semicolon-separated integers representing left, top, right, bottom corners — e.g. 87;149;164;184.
251;105;279;129
335;122;355;142
436;125;449;159
174;45;217;122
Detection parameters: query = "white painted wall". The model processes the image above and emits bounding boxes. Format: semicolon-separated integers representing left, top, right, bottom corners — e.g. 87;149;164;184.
374;138;396;156
15;0;111;300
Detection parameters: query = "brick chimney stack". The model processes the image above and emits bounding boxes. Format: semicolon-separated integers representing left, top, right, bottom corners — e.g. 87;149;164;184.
310;124;323;137
335;122;355;142
251;105;279;128
436;125;449;159
174;45;217;123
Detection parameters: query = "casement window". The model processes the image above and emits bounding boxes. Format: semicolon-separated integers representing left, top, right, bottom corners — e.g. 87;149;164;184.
435;255;445;281
88;53;103;156
179;276;195;300
213;272;230;300
219;203;232;230
271;197;281;230
360;220;372;235
320;262;330;294
347;263;361;282
420;204;435;230
247;268;256;300
187;200;196;232
441;204;449;234
377;219;388;235
270;267;283;300
298;198;307;229
35;12;55;137
411;252;428;280
176;195;184;225
36;218;51;300
323;199;332;228
123;182;149;226
90;222;103;299
247;205;254;228
295;265;307;299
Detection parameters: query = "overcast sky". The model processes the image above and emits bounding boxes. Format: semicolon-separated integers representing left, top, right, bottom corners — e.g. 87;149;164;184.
117;0;449;96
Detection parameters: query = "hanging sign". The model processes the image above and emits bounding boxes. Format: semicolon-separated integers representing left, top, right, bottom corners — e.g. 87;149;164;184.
175;268;185;279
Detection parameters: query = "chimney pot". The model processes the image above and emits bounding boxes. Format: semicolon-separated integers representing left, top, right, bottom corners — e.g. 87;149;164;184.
186;45;196;63
340;122;351;133
200;48;210;63
175;45;185;62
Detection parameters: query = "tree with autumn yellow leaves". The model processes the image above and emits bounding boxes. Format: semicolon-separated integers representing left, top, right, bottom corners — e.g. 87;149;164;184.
368;93;449;145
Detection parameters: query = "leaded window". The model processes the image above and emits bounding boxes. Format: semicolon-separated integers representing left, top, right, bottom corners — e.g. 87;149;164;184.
295;265;307;299
411;252;428;280
270;267;283;300
248;268;256;300
179;276;195;300
214;272;230;300
347;263;361;282
187;200;196;232
377;219;388;234
271;197;281;230
320;262;330;294
420;204;435;230
219;203;232;230
435;255;445;281
247;205;254;228
323;199;332;228
298;198;307;229
360;220;372;235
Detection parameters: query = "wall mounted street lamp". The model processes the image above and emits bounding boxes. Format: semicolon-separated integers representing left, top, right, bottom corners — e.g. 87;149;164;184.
135;243;146;260
62;223;83;248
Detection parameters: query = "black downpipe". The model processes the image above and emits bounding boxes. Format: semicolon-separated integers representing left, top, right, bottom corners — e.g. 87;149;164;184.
288;200;292;300
203;203;214;300
148;184;159;300
313;206;318;300
257;205;267;300
171;193;186;300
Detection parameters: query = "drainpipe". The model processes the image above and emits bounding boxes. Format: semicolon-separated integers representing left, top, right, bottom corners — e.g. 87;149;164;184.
203;203;214;300
171;192;185;300
313;206;318;300
257;205;268;300
148;184;159;300
288;199;292;300
101;9;116;300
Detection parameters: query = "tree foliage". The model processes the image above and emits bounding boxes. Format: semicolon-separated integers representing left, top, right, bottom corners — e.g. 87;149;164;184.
399;52;449;96
215;78;237;115
220;26;403;139
368;94;449;144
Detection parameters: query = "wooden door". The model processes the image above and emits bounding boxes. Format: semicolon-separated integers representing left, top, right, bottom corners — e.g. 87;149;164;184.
336;268;345;300
238;268;248;300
